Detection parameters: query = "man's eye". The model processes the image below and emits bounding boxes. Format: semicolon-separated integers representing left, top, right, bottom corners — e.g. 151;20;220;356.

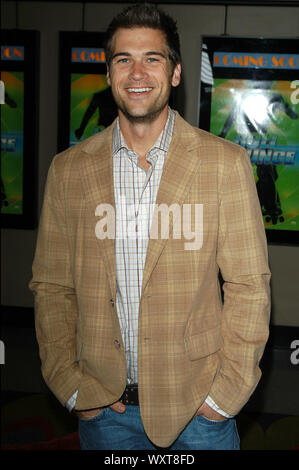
147;57;158;63
117;58;129;63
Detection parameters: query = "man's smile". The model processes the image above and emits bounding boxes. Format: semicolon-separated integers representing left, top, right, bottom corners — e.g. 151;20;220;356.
126;87;154;96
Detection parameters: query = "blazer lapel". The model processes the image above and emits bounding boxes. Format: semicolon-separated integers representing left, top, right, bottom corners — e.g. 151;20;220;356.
80;126;117;301
142;114;202;295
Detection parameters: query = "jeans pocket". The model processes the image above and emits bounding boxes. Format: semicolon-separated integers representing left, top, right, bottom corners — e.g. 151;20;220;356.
196;414;229;426
78;407;106;422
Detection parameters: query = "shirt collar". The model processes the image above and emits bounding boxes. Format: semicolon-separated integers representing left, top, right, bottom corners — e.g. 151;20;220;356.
113;107;175;156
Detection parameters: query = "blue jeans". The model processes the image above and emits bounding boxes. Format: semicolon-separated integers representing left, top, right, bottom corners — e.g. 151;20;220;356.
78;405;240;450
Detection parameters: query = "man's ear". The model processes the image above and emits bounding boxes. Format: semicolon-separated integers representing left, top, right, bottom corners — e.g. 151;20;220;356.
106;66;111;86
171;63;181;88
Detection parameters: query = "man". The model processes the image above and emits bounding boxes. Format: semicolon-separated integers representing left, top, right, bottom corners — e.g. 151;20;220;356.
29;3;271;450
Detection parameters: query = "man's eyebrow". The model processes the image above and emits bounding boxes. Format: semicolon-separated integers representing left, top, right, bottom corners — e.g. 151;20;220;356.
145;51;167;58
111;51;167;60
112;52;131;60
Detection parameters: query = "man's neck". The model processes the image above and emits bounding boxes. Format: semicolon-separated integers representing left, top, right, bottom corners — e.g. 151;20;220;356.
118;107;169;159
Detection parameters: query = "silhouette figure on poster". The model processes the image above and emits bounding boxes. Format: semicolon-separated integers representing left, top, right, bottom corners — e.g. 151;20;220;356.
219;81;298;225
75;87;118;140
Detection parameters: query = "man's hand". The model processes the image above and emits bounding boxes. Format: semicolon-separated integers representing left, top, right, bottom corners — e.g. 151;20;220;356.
75;401;126;419
195;401;227;421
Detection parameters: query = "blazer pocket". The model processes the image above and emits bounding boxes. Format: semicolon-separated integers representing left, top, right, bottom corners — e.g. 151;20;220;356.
184;324;223;361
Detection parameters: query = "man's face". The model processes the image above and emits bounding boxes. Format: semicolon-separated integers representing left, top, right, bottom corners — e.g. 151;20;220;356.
106;27;181;123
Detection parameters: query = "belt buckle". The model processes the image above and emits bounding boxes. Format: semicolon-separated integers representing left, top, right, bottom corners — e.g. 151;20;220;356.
122;384;138;405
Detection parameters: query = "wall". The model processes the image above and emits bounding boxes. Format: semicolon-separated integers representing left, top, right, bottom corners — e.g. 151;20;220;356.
1;1;299;326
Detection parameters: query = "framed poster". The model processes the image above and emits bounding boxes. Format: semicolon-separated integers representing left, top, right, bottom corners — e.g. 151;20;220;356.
199;37;299;245
57;31;118;152
0;30;39;229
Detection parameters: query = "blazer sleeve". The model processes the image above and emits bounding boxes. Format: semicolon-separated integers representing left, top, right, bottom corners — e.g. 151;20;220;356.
208;146;271;416
29;156;83;407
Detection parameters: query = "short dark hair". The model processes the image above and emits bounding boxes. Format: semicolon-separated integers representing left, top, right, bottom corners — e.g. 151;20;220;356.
105;3;181;70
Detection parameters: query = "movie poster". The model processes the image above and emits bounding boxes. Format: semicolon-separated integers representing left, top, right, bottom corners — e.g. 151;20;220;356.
58;32;117;152
1;70;24;216
0;31;39;229
199;37;299;244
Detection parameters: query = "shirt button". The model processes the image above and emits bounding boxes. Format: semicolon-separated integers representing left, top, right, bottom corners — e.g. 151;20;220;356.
114;340;120;349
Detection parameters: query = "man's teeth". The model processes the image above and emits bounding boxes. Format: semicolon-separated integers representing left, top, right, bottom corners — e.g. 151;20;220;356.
128;88;152;93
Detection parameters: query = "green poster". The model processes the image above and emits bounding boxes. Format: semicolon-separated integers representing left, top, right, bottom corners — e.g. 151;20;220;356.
1;32;39;229
199;36;299;244
58;33;118;152
1;70;24;215
210;79;299;230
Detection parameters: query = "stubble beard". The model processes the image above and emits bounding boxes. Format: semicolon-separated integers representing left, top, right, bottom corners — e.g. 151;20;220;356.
118;100;170;124
121;105;167;124
113;81;173;124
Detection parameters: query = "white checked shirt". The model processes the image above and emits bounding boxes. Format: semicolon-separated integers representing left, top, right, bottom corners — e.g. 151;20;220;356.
113;109;175;384
66;108;231;418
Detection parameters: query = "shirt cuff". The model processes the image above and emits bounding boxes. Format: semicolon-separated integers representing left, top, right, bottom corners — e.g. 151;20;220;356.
205;395;234;418
65;390;78;412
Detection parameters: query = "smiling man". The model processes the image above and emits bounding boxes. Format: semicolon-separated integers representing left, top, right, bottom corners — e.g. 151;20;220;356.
107;28;180;122
105;22;181;171
30;3;271;450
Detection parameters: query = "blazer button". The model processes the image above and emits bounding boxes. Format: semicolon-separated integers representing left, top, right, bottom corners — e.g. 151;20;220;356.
114;340;120;349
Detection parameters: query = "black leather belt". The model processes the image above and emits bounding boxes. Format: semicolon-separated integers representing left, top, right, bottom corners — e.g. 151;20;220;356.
120;384;139;406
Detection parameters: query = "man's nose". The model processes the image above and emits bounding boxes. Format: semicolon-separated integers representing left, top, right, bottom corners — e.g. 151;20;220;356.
129;61;147;80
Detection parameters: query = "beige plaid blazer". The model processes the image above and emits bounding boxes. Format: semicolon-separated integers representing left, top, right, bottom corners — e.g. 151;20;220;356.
30;112;271;447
